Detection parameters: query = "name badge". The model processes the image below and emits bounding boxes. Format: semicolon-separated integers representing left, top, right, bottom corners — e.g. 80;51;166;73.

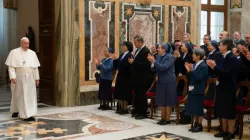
189;86;194;91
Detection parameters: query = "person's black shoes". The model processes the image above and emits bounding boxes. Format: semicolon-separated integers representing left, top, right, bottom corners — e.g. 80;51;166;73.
192;124;203;132
214;131;228;137
24;117;36;121
135;115;147;120
12;112;19;118
223;133;235;140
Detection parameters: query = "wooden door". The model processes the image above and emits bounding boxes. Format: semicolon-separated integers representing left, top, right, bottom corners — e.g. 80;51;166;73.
38;0;55;105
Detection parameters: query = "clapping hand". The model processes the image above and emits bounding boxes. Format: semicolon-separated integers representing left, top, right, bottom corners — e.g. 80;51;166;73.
184;62;193;72
206;60;216;69
94;57;101;65
147;53;155;63
111;53;118;60
242;47;249;56
247;52;250;61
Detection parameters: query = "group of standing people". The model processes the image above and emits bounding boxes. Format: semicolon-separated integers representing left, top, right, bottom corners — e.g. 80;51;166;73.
96;31;250;140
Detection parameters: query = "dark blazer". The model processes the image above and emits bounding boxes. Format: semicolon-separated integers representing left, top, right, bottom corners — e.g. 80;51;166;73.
214;52;240;119
200;44;209;56
188;61;208;94
206;50;223;77
240;53;250;81
96;58;113;80
175;52;193;76
131;46;152;85
113;52;133;99
152;53;176;83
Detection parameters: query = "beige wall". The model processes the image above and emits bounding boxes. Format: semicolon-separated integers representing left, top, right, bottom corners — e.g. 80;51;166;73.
17;0;39;52
228;0;250;37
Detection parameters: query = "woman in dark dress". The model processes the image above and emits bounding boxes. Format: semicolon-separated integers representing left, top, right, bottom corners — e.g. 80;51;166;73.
147;42;177;125
95;48;114;110
185;48;208;132
175;42;194;76
112;41;133;114
174;42;194;96
207;38;240;140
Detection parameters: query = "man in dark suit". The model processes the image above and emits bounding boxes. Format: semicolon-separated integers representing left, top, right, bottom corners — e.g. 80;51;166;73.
207;38;240;140
244;33;250;51
200;34;211;56
128;35;152;119
233;31;244;46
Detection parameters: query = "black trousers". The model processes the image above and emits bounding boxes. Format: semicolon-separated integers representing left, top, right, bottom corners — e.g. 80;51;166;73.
133;84;148;115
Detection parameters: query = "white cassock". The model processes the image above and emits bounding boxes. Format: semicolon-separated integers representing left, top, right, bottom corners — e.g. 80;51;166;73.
5;47;40;119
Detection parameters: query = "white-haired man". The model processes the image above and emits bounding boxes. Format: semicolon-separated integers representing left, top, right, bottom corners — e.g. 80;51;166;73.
5;37;40;121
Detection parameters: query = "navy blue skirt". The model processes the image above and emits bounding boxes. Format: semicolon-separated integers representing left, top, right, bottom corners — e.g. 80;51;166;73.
155;82;177;107
186;93;204;116
98;79;112;101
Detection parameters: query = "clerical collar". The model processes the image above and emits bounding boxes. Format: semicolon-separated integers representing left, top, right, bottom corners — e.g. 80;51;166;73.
209;49;216;55
222;51;231;58
237;56;240;59
194;60;203;69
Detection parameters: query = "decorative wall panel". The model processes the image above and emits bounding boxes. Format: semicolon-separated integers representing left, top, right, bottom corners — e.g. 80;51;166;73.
230;12;242;39
120;3;165;51
84;0;115;80
230;0;242;9
168;6;190;42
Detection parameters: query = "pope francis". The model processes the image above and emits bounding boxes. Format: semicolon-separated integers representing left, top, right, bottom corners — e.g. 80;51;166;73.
5;37;40;121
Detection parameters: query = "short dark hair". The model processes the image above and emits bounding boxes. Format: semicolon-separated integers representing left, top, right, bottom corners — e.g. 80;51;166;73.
134;35;144;43
236;39;245;46
204;34;211;40
193;48;205;60
123;41;133;52
220;38;234;51
234;47;240;54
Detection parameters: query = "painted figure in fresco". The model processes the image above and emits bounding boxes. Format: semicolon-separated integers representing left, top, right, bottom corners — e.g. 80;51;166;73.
172;7;188;41
90;1;110;79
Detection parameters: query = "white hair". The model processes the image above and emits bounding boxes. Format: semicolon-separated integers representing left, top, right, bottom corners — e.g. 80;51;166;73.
20;37;29;42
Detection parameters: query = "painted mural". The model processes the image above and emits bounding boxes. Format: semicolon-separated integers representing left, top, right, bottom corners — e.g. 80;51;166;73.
84;0;115;80
120;3;165;52
230;12;242;39
169;6;190;42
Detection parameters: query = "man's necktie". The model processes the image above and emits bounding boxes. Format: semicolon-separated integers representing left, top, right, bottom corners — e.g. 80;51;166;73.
193;63;196;70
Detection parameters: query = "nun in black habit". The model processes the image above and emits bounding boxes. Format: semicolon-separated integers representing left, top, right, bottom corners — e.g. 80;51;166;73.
112;41;133;114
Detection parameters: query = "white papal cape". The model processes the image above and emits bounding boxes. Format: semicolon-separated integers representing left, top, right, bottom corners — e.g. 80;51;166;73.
5;47;40;119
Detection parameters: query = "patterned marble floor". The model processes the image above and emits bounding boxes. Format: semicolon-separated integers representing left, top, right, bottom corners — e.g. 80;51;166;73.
1;104;250;140
1;85;250;140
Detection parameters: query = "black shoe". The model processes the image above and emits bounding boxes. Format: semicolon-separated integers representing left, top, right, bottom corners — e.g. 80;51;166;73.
24;117;36;121
223;133;235;140
135;115;147;120
192;124;203;133
12;112;19;118
119;109;128;115
131;109;137;115
131;113;138;117
214;132;228;138
189;122;198;132
102;105;111;110
157;119;165;124
98;105;104;110
116;109;121;114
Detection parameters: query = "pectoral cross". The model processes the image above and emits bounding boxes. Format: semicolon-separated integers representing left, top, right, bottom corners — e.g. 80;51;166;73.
23;61;26;66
